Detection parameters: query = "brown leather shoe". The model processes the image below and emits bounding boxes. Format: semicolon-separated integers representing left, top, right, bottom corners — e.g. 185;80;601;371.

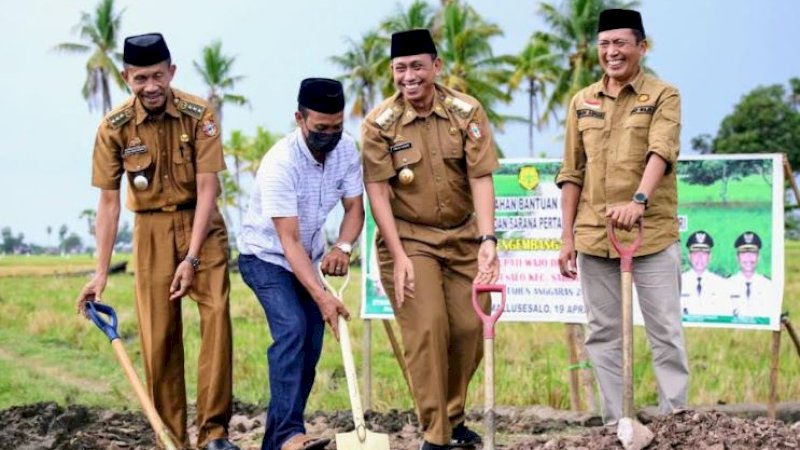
280;433;330;450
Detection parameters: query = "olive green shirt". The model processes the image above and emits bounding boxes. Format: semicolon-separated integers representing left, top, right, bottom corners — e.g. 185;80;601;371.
556;70;681;257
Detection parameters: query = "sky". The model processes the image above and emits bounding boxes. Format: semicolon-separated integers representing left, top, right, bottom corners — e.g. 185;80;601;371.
1;0;799;245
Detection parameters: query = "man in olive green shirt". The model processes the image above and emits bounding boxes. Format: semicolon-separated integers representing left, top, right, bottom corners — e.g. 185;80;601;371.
556;9;689;424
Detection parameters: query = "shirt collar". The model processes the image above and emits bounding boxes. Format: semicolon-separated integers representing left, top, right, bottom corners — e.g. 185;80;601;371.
134;89;181;124
400;86;450;125
597;67;646;98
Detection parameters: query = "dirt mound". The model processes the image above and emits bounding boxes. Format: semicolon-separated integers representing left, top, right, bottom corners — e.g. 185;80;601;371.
1;403;798;450
512;409;800;450
0;402;153;450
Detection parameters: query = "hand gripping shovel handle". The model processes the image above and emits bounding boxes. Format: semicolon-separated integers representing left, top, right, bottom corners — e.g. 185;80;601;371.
606;221;643;421
472;284;506;450
84;301;179;450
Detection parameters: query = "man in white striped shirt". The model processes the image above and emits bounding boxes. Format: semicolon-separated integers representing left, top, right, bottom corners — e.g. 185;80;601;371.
237;78;364;450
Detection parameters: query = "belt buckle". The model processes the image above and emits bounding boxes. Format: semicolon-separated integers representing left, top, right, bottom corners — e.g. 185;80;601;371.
161;205;178;212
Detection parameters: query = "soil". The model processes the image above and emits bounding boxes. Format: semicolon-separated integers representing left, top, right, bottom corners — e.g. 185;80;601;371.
1;402;798;450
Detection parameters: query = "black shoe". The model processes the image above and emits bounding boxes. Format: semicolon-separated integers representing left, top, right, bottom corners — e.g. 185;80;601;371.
420;441;449;450
203;438;241;450
450;423;482;447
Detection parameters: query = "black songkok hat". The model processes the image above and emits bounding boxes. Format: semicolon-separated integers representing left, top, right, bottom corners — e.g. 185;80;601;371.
597;9;645;38
734;231;762;253
123;33;171;67
391;29;437;59
297;78;345;114
686;231;714;252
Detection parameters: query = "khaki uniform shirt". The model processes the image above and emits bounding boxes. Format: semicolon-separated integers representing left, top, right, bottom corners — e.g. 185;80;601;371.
556;71;681;257
361;84;498;230
92;88;225;212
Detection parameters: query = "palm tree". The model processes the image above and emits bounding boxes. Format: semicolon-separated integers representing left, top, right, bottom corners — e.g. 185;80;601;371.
437;0;518;130
509;32;559;156
53;0;127;114
330;31;387;118
194;40;249;232
537;0;639;125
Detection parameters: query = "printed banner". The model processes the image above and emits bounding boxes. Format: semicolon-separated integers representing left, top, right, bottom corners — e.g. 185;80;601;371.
361;154;785;331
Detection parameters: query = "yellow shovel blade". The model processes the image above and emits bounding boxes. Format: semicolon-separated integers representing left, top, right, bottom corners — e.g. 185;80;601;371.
335;429;391;450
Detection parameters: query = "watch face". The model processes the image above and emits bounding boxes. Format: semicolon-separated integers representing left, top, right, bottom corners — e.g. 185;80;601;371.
634;193;647;203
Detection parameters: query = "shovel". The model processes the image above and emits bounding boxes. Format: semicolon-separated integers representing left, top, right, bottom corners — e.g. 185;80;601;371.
606;221;654;450
318;268;391;450
84;301;180;450
471;283;507;450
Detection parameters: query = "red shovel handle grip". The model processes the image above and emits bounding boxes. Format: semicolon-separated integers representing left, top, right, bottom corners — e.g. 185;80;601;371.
472;284;506;339
606;220;644;272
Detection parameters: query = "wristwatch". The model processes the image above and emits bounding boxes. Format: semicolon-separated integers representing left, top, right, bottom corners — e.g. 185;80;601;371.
478;234;498;244
184;254;200;270
632;192;648;207
334;242;353;255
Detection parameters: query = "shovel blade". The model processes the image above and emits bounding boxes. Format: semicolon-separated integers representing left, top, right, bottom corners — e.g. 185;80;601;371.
335;429;391;450
617;417;654;450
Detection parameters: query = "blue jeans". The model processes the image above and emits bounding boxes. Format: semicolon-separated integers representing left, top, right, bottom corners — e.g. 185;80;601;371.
238;255;325;450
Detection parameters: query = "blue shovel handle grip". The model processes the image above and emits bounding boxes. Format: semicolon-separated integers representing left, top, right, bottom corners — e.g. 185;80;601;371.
85;301;120;341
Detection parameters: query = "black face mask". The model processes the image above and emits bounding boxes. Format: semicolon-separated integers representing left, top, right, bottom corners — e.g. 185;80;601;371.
306;130;342;154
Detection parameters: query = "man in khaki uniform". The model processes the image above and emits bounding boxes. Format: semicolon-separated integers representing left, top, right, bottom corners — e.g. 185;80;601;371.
361;29;499;450
77;33;238;450
556;9;690;424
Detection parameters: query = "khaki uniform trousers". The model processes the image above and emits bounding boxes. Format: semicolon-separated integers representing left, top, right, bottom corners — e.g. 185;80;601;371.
378;217;489;446
577;242;689;424
133;207;233;448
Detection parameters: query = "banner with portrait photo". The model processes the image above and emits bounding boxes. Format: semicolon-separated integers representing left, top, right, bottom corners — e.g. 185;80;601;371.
360;154;785;331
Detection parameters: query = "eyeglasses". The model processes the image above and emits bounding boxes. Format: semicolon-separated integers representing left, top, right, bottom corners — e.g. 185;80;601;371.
597;39;633;50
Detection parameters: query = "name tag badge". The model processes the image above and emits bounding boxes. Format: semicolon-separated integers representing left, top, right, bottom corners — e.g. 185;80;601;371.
390;142;412;153
631;105;656;115
122;145;147;158
576;109;605;120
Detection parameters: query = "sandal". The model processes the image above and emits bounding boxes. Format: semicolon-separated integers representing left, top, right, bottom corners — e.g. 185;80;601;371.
281;433;331;450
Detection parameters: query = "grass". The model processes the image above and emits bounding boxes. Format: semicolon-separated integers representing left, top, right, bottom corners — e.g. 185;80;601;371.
0;250;798;413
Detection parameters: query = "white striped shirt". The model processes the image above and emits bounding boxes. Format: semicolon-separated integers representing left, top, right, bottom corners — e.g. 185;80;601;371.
237;128;363;271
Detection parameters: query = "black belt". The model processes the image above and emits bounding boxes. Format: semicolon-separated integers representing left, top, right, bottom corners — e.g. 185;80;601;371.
139;201;196;213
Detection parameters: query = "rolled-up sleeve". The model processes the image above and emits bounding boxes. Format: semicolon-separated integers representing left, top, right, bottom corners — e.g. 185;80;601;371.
555;95;586;188
647;87;681;173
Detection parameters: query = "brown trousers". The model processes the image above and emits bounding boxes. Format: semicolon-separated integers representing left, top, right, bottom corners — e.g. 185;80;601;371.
133;207;232;448
378;217;489;446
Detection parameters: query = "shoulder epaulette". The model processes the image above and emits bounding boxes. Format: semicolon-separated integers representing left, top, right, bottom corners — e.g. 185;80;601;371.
444;96;474;119
105;108;134;130
374;106;402;131
174;97;206;120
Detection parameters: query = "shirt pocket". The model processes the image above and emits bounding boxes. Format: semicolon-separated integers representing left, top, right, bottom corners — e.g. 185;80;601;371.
442;133;465;160
173;140;196;184
621;112;653;163
577;118;605;163
122;149;154;186
391;144;422;171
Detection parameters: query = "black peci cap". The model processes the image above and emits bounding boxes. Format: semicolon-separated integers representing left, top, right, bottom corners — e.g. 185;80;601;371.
598;9;645;38
297;78;345;114
391;29;437;59
123;33;171;67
